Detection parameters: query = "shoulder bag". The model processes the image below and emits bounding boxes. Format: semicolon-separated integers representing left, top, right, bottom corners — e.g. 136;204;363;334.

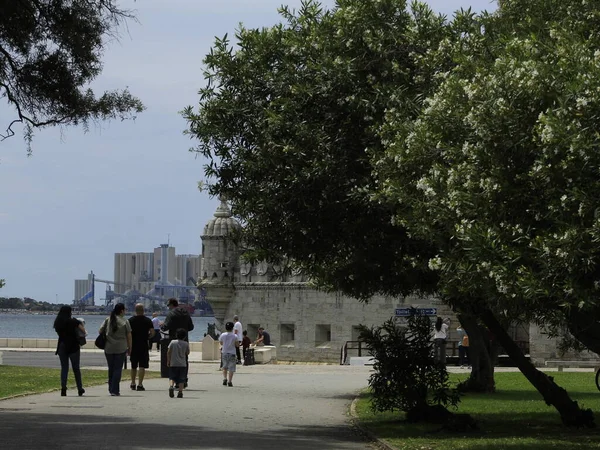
95;318;108;349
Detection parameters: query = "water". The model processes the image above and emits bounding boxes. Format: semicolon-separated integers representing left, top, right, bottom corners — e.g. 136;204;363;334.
0;314;215;342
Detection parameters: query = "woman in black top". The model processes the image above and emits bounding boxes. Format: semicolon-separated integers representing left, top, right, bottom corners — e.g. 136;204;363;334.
54;306;86;396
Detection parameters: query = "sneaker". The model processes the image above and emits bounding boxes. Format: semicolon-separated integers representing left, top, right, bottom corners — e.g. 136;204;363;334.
177;392;183;398
236;360;242;365
130;384;136;391
169;387;174;398
228;381;233;387
184;382;188;389
222;379;227;386
110;392;120;396
136;385;145;391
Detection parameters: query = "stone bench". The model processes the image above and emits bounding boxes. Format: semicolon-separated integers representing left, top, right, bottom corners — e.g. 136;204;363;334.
253;346;277;364
544;360;600;372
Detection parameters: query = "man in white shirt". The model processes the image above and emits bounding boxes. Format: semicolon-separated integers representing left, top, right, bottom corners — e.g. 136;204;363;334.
233;315;243;364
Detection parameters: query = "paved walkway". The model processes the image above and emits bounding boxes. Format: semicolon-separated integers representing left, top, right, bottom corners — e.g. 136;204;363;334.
0;349;377;450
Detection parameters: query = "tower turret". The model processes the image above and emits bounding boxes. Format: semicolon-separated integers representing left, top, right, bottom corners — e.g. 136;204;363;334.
199;198;240;324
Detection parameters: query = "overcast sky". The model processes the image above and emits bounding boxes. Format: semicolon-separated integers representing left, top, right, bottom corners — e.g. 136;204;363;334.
0;0;496;304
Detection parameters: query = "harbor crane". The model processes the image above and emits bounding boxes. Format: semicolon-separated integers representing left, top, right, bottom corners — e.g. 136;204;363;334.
95;278;133;291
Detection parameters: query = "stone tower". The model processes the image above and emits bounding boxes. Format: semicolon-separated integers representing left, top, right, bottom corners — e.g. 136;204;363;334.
199;198;240;325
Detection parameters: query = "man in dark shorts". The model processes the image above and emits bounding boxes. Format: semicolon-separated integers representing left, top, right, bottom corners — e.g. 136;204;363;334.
128;303;155;391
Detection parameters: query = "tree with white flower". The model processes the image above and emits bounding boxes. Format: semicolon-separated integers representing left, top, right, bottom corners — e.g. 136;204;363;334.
380;0;600;427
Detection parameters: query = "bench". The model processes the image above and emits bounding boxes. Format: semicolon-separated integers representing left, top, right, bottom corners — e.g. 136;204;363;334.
544;360;600;372
253;346;277;364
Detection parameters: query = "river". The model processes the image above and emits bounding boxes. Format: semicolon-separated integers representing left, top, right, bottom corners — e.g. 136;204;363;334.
0;313;215;341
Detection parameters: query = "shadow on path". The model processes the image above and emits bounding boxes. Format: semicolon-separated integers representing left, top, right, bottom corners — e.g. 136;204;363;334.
0;411;373;450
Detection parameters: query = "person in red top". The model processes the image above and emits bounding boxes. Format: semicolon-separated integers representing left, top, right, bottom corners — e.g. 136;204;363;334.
242;330;252;362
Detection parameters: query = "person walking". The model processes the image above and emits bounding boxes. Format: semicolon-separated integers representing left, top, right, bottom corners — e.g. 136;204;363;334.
233;315;243;364
167;328;190;398
161;298;194;387
128;303;155;391
219;321;240;387
433;317;449;366
101;303;132;396
149;312;162;352
456;324;470;368
53;306;86;397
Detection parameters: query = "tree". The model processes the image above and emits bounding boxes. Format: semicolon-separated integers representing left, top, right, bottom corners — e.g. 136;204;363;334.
183;0;594;426
377;0;600;426
1;0;144;151
183;0;444;300
184;0;499;393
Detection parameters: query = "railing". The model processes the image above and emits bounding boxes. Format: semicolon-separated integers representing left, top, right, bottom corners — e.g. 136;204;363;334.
340;340;366;365
341;339;530;365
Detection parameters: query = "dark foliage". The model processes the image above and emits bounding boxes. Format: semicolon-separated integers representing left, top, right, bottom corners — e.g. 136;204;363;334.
0;0;144;151
359;313;461;421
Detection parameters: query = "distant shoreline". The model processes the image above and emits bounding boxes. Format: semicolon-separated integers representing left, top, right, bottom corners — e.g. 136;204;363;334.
0;310;106;315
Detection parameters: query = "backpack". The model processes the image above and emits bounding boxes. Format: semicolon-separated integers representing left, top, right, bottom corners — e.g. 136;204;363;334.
462;335;469;347
75;318;87;346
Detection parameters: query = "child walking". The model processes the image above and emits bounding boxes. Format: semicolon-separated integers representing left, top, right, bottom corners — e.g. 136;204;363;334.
167;328;190;398
219;321;240;387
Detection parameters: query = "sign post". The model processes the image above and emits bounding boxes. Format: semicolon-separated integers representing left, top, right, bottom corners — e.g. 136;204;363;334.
395;307;437;317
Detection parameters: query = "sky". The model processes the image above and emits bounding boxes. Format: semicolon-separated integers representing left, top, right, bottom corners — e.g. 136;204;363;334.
0;0;496;304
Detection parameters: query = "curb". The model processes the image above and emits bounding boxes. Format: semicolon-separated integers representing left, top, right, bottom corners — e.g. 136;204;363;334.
349;396;396;450
0;390;56;402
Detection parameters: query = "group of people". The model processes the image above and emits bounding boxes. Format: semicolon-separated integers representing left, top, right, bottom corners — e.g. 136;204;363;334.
53;297;195;397
54;299;275;397
432;317;470;368
215;315;274;387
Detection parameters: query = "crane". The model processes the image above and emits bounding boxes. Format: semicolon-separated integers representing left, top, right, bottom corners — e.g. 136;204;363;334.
94;278;136;307
95;278;133;289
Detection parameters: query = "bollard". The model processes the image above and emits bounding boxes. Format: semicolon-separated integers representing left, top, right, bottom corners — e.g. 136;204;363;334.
160;338;171;378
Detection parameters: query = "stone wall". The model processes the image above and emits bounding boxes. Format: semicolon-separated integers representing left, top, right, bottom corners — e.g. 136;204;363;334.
529;323;600;366
224;282;454;363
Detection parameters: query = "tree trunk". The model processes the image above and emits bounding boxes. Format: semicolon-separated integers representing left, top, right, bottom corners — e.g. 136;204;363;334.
457;313;495;392
566;309;600;356
480;309;595;428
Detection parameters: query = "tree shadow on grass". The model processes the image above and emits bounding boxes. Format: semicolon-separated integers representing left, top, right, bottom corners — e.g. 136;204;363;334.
363;410;600;449
0;411;372;450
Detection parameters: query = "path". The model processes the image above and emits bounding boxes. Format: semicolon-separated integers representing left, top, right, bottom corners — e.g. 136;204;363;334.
0;357;375;450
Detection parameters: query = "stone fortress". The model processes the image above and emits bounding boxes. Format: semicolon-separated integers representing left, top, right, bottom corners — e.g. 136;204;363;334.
199;199;599;366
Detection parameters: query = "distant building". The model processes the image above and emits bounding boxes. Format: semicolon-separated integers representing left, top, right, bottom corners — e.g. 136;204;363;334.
73;272;95;306
74;244;201;310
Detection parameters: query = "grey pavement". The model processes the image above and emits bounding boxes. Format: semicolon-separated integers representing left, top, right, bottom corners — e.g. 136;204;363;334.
0;349;377;450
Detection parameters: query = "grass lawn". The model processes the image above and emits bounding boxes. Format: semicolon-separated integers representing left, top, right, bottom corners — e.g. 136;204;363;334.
0;365;160;399
354;372;600;450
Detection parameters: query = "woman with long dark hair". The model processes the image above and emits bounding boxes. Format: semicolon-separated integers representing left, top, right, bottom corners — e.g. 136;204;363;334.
100;302;132;396
54;305;86;396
